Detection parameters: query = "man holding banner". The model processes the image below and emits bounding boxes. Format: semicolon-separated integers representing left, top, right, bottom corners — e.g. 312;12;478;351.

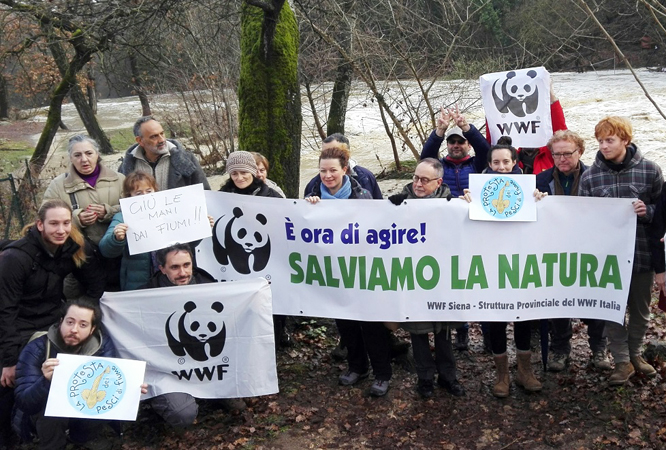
388;159;465;398
536;130;611;372
579;116;663;386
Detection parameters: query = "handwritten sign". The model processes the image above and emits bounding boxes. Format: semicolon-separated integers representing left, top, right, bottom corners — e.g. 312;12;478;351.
119;184;211;255
45;354;146;421
468;174;537;221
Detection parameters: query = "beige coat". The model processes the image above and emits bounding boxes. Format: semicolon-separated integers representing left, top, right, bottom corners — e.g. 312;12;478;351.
42;163;125;244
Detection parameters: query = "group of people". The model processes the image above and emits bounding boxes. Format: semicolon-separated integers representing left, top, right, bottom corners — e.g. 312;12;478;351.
0;99;663;449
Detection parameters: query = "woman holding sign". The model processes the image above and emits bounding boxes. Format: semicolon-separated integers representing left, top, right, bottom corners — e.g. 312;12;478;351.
462;140;546;398
305;145;393;397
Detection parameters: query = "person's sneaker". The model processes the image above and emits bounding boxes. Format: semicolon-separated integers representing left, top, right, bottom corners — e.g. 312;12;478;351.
591;351;612;371
630;355;657;377
338;370;369;386
455;327;469;351
437;377;466;397
547;353;569;372
608;361;635;386
369;379;390;397
416;379;434;398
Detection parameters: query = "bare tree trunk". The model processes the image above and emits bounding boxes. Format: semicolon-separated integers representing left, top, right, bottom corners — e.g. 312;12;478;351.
0;74;8;120
43;24;114;154
578;0;666;121
129;52;152;116
87;65;97;115
327;2;354;136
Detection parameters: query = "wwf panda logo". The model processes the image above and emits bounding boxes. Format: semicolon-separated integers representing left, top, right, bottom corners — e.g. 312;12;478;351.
212;206;271;274
491;69;539;118
165;301;226;362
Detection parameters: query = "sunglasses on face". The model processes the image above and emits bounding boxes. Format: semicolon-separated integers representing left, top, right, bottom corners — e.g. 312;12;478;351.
447;138;466;145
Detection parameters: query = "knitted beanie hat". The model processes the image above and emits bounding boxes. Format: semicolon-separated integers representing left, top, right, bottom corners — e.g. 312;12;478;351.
226;151;258;176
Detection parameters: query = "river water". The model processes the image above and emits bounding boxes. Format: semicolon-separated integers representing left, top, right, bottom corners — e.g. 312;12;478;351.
48;68;666;194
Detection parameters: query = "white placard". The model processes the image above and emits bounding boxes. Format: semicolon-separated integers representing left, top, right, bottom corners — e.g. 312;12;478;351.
45;354;146;421
480;66;552;147
119;184;211;255
468;174;537;221
101;279;278;400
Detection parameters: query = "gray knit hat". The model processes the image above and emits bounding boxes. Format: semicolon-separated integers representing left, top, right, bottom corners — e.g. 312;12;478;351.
226;151;258;176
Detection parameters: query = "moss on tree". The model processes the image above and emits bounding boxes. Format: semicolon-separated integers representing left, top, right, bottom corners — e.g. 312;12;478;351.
239;1;301;198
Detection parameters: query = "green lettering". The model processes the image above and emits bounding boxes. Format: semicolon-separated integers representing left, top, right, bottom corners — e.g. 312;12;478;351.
467;255;488;289
498;254;519;289
559;252;577;287
416;256;439;290
367;258;389;291
599;255;621;289
289;252;303;283
520;254;542;288
390;258;414;291
580;254;598;287
338;256;357;288
451;256;465;290
541;253;558;287
323;256;339;287
305;255;326;286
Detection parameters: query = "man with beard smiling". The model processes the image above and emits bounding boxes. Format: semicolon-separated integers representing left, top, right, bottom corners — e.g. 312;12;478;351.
119;116;210;191
12;299;120;449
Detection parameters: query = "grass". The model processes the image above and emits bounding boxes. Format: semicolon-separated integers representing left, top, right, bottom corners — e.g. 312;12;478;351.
375;159;418;180
0;139;33;174
107;128;136;153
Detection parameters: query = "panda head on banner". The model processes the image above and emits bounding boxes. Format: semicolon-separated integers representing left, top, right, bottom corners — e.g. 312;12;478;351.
165;300;227;362
211;206;272;275
492;69;540;118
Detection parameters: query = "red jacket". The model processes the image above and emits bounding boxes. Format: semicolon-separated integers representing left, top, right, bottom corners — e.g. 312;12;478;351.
485;100;567;174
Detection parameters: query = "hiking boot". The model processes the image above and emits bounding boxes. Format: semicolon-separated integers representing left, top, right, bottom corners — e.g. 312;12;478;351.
455;327;469;351
338;369;369;386
331;342;347;361
547;352;569;372
609;361;635;386
515;350;542;392
630;355;657;377
369;379;390;397
492;353;510;398
438;377;466;397
591;351;612;371
416;379;434;398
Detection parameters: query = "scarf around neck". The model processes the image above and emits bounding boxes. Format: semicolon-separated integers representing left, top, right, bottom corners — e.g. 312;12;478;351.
321;175;352;199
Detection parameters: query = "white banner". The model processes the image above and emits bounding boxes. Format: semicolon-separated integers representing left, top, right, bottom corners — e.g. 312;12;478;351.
480;66;552;147
100;279;278;399
119;184;211;255
46;354;145;421
194;192;636;324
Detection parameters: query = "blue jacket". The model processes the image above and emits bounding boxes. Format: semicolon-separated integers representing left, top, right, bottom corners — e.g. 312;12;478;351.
420;125;491;197
304;164;382;199
535;162;588;195
99;212;155;291
13;325;116;439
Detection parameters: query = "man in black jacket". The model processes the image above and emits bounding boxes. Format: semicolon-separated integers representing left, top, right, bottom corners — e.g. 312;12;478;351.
0;199;104;449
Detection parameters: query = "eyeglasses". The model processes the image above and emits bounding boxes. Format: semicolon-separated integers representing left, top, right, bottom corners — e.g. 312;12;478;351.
552;150;578;159
447;138;466;145
413;175;439;185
